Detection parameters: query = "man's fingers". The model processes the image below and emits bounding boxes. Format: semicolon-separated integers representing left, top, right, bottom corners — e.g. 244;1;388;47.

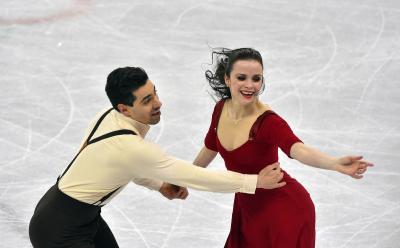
271;162;280;170
273;166;281;174
172;184;181;192
271;171;284;181
176;188;184;198
176;188;189;199
267;169;278;178
265;166;281;177
182;190;189;199
265;162;280;171
181;189;188;199
272;181;286;189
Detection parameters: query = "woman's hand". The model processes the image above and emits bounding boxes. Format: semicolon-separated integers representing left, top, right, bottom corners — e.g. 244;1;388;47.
334;155;374;179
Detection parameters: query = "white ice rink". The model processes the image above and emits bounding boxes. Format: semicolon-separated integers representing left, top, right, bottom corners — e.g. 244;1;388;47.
1;0;400;247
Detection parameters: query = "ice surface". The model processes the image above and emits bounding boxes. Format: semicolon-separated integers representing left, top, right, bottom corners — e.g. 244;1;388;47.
1;0;399;247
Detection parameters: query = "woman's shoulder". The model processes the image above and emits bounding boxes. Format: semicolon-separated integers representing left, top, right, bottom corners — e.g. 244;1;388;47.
261;110;286;125
210;98;226;117
256;106;288;131
252;111;292;141
215;98;226;108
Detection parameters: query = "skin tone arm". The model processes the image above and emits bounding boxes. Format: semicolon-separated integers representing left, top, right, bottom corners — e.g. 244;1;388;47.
193;146;218;168
194;146;286;189
156;146;217;200
290;142;374;179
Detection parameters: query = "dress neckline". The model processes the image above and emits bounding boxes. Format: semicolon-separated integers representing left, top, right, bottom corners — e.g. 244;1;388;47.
215;100;275;153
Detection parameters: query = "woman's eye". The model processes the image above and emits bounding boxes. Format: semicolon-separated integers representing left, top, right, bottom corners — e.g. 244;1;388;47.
253;76;262;82
237;76;246;81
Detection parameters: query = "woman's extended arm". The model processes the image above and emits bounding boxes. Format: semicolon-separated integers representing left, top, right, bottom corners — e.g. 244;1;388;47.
290;142;374;179
193;146;218;168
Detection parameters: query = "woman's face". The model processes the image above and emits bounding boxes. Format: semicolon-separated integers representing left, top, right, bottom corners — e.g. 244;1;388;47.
225;59;263;105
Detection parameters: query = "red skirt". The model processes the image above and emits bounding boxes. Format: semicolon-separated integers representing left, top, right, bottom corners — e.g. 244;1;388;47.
224;174;315;248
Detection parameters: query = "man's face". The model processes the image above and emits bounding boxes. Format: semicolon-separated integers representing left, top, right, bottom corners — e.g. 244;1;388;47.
118;80;162;125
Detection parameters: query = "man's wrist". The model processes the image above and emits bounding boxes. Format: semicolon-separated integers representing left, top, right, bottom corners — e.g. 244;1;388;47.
158;182;167;192
242;174;257;193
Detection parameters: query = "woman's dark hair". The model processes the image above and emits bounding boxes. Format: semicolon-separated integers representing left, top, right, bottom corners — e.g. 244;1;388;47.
105;67;148;111
205;47;264;100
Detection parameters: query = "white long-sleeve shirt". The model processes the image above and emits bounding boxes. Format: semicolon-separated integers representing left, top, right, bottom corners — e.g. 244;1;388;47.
58;108;258;205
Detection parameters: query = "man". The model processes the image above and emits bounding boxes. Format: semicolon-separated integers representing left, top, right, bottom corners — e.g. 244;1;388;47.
29;67;285;248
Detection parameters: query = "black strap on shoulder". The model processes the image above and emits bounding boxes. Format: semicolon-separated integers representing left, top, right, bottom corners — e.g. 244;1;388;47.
86;108;114;143
88;129;136;145
57;108;137;182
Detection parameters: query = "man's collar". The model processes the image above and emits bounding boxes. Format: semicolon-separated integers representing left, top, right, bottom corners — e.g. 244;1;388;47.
114;110;150;137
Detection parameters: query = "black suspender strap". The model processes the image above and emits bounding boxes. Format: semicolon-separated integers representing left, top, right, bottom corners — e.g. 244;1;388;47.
92;187;122;206
57;108;137;184
86;108;114;143
88;129;136;145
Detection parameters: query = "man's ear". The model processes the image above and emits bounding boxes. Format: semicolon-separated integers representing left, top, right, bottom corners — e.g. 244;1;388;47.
117;104;131;117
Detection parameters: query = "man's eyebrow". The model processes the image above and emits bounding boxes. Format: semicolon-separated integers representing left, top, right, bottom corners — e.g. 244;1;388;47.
141;94;152;103
140;86;156;103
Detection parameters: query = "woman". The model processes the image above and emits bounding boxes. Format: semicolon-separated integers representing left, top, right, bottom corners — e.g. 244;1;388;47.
193;48;373;248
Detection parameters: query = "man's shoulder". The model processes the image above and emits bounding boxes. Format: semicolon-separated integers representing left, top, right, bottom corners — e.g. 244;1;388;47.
87;107;114;125
122;137;164;155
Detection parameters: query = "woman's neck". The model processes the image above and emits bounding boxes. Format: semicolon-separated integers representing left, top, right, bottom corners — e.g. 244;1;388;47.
227;98;261;120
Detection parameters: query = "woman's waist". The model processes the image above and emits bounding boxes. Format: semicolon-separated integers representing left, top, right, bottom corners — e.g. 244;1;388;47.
237;176;309;199
225;158;289;174
226;165;295;180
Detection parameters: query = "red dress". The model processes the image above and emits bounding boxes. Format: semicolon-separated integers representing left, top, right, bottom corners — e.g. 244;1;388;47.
205;100;315;248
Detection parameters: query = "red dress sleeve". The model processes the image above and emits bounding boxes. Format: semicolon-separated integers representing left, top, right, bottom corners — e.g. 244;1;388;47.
260;114;303;158
204;100;224;151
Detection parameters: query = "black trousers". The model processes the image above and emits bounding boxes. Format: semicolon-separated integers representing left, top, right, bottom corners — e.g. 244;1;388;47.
29;184;119;248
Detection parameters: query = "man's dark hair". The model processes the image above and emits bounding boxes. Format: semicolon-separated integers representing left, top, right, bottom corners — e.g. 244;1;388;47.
105;67;148;111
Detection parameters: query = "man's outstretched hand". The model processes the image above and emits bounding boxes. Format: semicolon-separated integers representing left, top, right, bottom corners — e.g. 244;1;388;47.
257;162;286;189
159;183;189;200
